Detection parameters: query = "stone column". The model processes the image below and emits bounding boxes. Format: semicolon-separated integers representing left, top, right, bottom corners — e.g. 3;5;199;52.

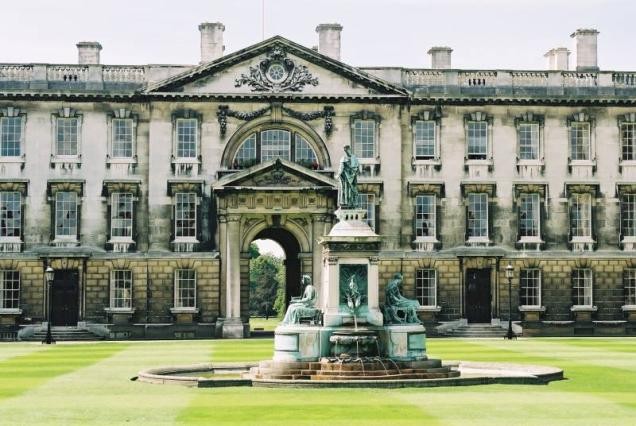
218;215;227;318
312;215;329;302
222;215;244;338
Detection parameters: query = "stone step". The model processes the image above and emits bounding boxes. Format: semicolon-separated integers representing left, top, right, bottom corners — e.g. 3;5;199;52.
24;328;104;342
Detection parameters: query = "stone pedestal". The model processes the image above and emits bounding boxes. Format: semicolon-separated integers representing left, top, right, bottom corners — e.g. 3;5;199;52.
519;306;545;323
380;324;427;361
320;208;383;327
273;325;322;361
221;317;246;338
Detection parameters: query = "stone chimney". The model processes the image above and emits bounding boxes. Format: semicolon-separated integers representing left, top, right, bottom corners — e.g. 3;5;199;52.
199;22;225;63
428;47;453;69
316;23;343;61
76;42;102;65
544;47;570;71
571;28;599;71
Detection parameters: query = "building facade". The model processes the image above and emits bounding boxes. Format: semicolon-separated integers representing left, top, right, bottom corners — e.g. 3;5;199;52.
1;23;635;339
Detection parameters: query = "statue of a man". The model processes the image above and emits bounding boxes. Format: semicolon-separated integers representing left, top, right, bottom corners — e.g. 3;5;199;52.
337;145;360;209
282;275;319;325
384;273;421;324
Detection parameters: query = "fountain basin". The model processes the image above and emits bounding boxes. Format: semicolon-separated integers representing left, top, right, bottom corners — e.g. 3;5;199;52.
329;329;378;357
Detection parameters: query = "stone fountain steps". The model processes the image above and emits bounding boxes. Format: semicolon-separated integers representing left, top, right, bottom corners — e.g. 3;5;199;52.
311;371;460;381
441;323;511;338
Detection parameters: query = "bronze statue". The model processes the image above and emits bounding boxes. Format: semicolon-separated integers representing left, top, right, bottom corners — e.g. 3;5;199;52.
281;275;319;325
337;145;360;209
383;272;421;324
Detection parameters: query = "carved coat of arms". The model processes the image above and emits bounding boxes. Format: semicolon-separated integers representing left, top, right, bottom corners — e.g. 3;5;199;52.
235;46;319;93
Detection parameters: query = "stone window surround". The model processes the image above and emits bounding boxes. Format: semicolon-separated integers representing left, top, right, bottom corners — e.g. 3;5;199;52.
565;183;599;252
415;268;440;309
106;108;138;165
514;112;545;175
171;269;199;313
102;179;141;253
411;109;442;167
0;269;21;314
0;180;28;253
106;269;134;313
519;268;542;308
566;112;596;174
171;110;202;176
0;107;26;166
50;107;83;168
571;267;596;311
408;182;443;251
461;182;496;246
47;179;84;246
231;128;321;169
513;183;547;250
167;180;203;252
350;111;382;175
463;111;494;169
617;183;636;250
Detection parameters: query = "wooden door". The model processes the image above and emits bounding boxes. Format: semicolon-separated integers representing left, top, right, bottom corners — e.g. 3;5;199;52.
465;268;491;323
51;270;79;326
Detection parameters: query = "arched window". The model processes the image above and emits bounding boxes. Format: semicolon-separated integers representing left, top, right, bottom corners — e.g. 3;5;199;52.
232;129;320;170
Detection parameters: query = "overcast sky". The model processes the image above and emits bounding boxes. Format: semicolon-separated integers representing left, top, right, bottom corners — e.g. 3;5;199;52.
1;0;633;70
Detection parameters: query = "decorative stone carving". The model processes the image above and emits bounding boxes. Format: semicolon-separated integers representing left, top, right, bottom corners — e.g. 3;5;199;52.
282;106;334;136
217;105;271;137
234;46;319;93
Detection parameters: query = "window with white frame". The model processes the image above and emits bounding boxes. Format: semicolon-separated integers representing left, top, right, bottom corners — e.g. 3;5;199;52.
175;193;197;239
572;268;593;306
1;115;23;157
110;270;132;309
0;192;21;238
55;117;79;156
415;195;436;238
570;193;592;238
232;130;320;169
174;269;196;308
415;269;437;307
111;193;133;239
519;193;540;238
467;121;488;159
467;193;488;239
520;269;541;306
352;119;376;159
414;120;436;160
55;192;78;238
0;270;19;310
621;122;636;161
111;118;134;158
359;193;376;231
175;118;198;158
621;193;636;238
569;122;591;161
625;269;636;305
518;123;539;160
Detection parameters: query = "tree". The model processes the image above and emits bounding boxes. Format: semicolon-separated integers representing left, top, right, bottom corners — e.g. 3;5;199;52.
249;254;284;318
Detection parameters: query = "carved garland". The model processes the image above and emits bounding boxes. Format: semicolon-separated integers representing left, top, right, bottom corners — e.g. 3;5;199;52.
282;106;334;136
217;105;271;137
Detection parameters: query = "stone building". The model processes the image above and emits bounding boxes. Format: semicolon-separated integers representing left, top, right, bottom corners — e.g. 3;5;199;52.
0;23;635;340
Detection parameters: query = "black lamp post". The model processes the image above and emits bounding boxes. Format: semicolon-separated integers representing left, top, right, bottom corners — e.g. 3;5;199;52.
505;263;515;340
43;266;55;345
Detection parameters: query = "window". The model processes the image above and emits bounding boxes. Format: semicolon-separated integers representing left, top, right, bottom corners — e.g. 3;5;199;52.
110;270;132;309
176;118;197;158
621;123;636;161
414;120;436;160
261;129;290;161
112;118;134;158
415;269;437;307
175;193;197;239
174;269;196;308
569;122;590;160
467;193;488;239
0;192;21;238
467;121;488;159
415;195;436;238
359;193;376;231
621;193;636;238
55;192;78;238
520;269;541;306
519;193;540;238
0;270;19;310
352;119;376;159
570;193;592;238
518;123;539;160
1;116;22;157
572;268;593;306
625;269;636;305
111;193;133;239
55;117;79;156
232;130;319;169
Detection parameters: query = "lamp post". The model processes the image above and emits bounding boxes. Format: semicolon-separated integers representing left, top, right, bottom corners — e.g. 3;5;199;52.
505;263;515;340
43;266;55;345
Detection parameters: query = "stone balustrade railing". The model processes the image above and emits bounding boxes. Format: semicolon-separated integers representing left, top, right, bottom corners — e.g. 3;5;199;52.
47;65;89;82
103;66;146;83
0;63;146;87
0;65;33;81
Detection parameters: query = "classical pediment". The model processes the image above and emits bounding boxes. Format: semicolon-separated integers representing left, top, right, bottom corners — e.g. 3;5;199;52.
146;36;407;98
213;158;336;192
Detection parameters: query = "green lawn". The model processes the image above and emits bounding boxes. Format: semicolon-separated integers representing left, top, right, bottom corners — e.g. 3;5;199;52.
248;317;281;331
0;338;635;425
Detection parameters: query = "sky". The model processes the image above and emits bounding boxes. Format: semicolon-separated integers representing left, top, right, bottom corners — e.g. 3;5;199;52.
1;0;634;70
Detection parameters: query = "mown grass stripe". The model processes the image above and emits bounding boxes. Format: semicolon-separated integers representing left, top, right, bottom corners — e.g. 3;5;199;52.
0;343;125;401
